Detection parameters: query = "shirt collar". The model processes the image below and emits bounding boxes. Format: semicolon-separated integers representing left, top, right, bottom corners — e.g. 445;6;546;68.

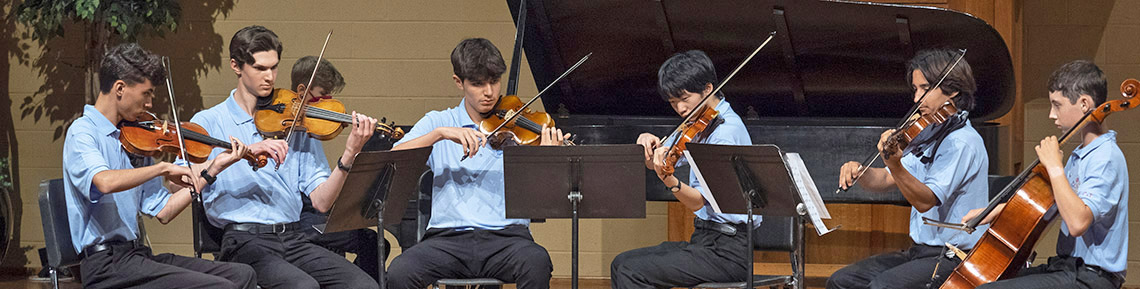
714;99;732;114
452;98;478;128
224;89;254;125
1072;130;1116;159
83;105;119;136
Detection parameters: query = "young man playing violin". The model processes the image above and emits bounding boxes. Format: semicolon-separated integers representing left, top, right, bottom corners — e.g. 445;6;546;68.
185;25;379;289
611;50;760;289
387;38;559;289
965;60;1127;289
828;49;989;289
63;43;256;289
290;55;387;282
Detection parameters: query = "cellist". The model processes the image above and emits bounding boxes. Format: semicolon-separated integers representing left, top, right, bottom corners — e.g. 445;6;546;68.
965;60;1127;289
62;43;255;289
829;49;990;289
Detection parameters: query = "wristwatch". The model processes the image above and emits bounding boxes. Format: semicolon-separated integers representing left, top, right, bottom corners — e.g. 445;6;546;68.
666;176;682;193
336;157;352;172
200;170;217;186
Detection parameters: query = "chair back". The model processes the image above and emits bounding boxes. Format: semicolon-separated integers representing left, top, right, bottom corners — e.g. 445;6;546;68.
38;179;79;268
192;198;224;258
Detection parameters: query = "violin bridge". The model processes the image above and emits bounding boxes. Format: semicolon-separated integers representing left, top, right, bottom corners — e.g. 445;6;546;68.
162;120;169;134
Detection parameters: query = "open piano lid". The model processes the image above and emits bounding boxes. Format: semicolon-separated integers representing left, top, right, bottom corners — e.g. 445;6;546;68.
509;0;1014;121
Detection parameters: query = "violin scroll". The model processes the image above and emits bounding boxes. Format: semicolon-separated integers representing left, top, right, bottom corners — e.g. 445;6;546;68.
1122;78;1138;99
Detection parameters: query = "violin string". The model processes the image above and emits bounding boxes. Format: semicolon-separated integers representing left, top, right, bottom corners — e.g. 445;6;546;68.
300;106;394;132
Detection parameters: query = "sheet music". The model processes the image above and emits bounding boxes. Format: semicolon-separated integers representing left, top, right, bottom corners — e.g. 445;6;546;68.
683;150;722;214
785;153;840;236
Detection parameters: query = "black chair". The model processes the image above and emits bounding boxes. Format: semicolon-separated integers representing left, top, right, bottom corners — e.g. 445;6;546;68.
192;197;225;259
691;216;803;289
414;170;507;289
38;178;79;289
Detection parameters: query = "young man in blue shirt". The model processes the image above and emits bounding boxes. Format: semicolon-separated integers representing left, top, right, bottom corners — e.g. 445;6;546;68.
610;50;761;289
829;49;990;289
63;43;256;289
291;55;387;282
188;25;379;289
387;38;560;289
967;60;1127;289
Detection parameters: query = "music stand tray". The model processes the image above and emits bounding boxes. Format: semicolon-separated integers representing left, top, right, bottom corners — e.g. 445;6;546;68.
323;147;431;289
686;143;806;289
503;144;646;289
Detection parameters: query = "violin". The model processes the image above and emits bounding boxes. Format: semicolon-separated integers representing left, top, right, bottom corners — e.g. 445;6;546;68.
254;88;404;141
119;112;269;169
879;101;960;159
930;79;1140;289
659;104;720;175
252;30;403;144
837;49;967;194
479;94;574;148
658;33;775;175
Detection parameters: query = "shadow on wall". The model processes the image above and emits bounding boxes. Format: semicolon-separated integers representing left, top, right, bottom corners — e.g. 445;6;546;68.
3;0;235;269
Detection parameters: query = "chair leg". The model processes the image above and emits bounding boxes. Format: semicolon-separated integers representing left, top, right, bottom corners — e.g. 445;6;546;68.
49;267;59;289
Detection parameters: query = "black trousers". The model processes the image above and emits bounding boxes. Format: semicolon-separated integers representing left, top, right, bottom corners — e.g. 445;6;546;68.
609;224;751;289
387;225;553;289
80;243;256;289
219;229;378;289
976;255;1121;289
305;227;385;282
826;244;959;289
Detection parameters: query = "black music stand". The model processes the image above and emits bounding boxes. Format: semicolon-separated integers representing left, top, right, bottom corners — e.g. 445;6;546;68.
322;147;431;289
503;145;646;289
685;143;806;289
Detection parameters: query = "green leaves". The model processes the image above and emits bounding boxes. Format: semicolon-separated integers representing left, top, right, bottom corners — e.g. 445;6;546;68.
15;0;182;43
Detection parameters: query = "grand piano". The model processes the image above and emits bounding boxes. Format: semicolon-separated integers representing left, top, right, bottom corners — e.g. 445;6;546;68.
506;0;1015;204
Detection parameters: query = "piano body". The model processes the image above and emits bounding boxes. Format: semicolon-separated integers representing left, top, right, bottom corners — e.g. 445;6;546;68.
506;0;1015;269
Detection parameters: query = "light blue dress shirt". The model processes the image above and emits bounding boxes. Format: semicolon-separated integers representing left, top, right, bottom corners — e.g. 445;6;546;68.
664;100;762;228
63;105;171;252
394;99;528;230
896;120;989;249
187;90;330;227
1057;130;1128;275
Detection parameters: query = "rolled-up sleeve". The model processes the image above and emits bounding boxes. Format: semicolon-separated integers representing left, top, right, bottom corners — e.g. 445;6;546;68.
299;137;331;196
63;133;111;202
1076;160;1123;221
138;177;172;216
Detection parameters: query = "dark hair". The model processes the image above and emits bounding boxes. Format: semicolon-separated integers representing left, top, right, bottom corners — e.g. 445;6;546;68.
1047;60;1107;106
906;49;977;111
657;50;722;100
450;38;506;82
229;25;283;69
99;43;165;93
291;56;346;94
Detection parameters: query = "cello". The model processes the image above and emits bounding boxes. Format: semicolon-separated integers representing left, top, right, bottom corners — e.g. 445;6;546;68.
926;78;1140;288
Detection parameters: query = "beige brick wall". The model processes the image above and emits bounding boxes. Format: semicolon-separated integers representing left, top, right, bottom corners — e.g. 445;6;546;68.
4;0;666;278
1022;0;1140;286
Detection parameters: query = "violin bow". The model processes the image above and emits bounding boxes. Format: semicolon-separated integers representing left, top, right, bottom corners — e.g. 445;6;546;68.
659;32;776;149
836;49;967;194
485;52;592;136
284;30;334;146
161;56;200;198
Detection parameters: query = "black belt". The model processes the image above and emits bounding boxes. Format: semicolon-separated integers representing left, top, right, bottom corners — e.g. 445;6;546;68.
693;218;747;236
81;239;141;260
1085;265;1123;288
224;222;304;234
